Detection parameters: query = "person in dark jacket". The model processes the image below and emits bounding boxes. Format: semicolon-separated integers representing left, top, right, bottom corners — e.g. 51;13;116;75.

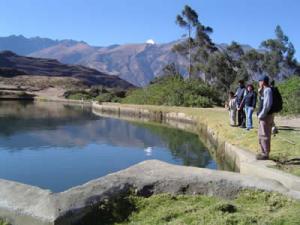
239;84;257;130
235;80;246;128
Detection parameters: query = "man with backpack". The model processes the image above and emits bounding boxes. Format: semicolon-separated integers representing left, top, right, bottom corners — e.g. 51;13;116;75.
256;75;283;160
270;80;279;135
256;75;274;160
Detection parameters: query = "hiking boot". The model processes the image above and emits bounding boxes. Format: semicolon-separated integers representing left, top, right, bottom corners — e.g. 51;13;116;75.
256;154;269;160
272;126;278;135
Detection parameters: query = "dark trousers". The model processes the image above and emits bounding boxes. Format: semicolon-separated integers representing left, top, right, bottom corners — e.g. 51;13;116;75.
237;108;246;127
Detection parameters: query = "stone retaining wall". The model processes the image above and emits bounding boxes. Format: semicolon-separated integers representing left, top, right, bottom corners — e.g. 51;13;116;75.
92;103;300;193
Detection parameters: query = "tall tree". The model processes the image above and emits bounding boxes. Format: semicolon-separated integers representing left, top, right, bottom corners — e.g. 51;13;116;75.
174;5;216;80
260;25;298;78
204;52;237;98
226;41;244;58
175;5;200;78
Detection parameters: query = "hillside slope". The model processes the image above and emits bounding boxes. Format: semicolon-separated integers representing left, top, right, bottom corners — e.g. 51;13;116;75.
30;41;188;86
0;51;134;89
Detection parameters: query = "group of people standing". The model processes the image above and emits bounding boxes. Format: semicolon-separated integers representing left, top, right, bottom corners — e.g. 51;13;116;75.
227;75;276;160
229;80;257;130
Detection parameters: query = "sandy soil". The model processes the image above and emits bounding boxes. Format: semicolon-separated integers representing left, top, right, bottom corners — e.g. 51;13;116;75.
30;87;66;99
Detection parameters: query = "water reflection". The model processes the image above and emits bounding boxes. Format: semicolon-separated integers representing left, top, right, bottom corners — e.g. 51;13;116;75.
0;101;216;192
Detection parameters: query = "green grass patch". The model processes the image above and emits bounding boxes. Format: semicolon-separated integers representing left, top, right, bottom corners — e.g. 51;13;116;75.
117;191;300;225
77;190;300;225
0;219;10;225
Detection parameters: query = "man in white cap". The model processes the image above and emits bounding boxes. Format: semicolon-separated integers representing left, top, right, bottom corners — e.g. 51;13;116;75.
257;75;273;160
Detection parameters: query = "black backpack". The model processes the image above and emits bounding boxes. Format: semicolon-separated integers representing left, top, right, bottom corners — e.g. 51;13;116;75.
269;87;283;113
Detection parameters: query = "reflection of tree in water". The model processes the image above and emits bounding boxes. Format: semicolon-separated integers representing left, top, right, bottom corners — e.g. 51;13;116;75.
0;101;97;136
133;122;213;168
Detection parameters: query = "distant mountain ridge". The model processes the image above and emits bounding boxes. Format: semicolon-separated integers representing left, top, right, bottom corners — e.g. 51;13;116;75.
0;35;297;87
0;50;133;89
0;35;189;86
0;35;87;55
29;40;190;86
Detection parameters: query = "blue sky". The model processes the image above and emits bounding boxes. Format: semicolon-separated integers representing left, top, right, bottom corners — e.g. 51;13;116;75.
0;0;299;59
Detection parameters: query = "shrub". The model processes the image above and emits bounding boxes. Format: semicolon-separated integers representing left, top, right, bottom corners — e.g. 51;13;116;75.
95;93;121;103
64;87;124;102
277;76;300;115
67;92;92;100
64;90;92;100
123;76;220;108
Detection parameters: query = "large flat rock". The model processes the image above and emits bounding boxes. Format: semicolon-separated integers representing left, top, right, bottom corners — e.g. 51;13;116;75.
0;160;299;225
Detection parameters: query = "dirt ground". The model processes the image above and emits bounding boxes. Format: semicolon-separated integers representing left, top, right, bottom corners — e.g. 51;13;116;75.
275;116;300;129
30;87;66;99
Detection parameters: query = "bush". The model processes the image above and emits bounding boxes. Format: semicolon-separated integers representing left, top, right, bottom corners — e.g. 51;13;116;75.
64;89;92;100
67;92;92;100
123;76;220;108
95;93;121;103
277;76;300;115
64;87;124;103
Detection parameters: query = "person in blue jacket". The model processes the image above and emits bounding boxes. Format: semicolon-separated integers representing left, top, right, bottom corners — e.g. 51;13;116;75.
238;84;257;130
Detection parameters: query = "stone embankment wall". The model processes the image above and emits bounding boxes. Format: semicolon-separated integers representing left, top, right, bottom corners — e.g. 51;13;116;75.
92;103;300;193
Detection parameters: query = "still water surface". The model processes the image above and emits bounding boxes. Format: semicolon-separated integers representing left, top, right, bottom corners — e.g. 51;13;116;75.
0;101;216;192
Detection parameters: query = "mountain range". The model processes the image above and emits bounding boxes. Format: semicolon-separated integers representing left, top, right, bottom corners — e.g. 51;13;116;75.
0;35;188;86
0;35;297;87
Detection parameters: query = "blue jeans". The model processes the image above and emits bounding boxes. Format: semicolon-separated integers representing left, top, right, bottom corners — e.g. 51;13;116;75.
245;106;254;129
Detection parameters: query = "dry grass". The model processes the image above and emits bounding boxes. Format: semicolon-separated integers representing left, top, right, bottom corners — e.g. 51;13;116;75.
0;75;87;90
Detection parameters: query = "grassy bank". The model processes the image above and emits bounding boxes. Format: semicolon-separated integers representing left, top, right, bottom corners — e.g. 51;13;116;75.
77;190;300;225
120;191;300;225
106;103;300;176
0;219;10;225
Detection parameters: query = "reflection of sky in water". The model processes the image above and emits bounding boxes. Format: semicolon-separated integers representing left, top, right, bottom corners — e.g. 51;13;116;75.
0;119;166;150
0;101;216;192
